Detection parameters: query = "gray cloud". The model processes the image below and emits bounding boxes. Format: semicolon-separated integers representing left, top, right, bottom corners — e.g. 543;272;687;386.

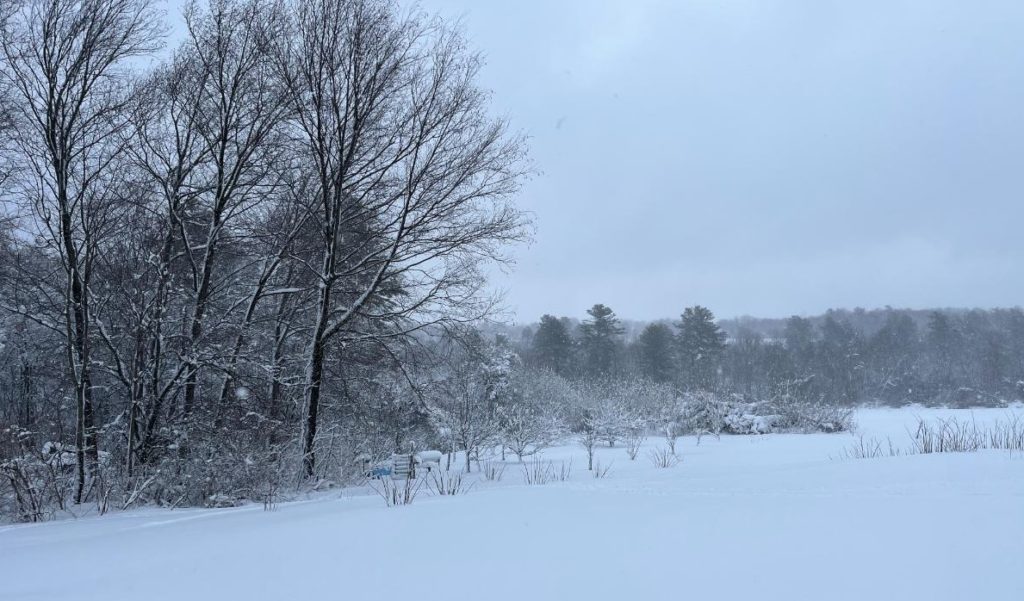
165;0;1024;321
416;0;1024;321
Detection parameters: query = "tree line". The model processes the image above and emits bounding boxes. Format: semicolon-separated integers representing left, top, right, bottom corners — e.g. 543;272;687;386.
516;304;1024;407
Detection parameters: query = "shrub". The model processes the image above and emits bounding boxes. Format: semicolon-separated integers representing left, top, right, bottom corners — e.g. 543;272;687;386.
428;469;472;496
786;403;855;433
840;415;1023;460
522;460;553;485
649;447;680;468
663;423;681;456
912;417;984;454
498;403;560;461
723;410;777;435
988;414;1024;451
624;430;646;460
0;428;75;522
837;435;902;460
370;476;423;507
680;391;729;436
554;459;573;482
482;461;505;482
522;459;572;485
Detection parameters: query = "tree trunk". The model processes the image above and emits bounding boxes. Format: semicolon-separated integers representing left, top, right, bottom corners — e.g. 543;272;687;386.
138;212;179;464
266;294;290;458
62;208;97;504
301;210;337;478
302;341;325;479
302;282;332;478
182;248;217;418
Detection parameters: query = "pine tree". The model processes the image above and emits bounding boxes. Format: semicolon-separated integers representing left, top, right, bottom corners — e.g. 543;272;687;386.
675;305;726;389
818;314;863;402
578;304;624;377
868;312;920;402
783;315;817;372
926;311;962;387
635;323;675;383
530;314;574;375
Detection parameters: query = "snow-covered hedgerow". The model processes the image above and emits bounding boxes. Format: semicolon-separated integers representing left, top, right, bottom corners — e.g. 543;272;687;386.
765;401;855;434
671;391;855;437
723;412;778;435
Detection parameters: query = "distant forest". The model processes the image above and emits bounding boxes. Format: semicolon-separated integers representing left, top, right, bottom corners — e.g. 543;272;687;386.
495;305;1024;407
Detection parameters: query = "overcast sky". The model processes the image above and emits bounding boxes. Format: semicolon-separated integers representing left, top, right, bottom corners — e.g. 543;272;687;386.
168;0;1024;323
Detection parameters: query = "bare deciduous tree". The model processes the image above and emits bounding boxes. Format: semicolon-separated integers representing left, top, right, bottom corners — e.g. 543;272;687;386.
0;0;163;502
276;0;529;477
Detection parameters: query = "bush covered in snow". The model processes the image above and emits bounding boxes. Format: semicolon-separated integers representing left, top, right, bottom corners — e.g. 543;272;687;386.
1;428;77;522
668;390;855;437
768;401;855;434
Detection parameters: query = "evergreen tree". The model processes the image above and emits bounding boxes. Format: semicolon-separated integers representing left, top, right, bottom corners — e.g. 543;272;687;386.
818;314;863;402
960;310;1006;392
1002;308;1024;382
635;323;675;383
675;305;726;389
783;315;817;373
726;327;763;395
926;311;962;387
868;312;920;402
578;304;624;376
530;314;574;375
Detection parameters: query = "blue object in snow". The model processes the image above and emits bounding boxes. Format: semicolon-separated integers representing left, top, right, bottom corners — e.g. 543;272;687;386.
368;465;391;478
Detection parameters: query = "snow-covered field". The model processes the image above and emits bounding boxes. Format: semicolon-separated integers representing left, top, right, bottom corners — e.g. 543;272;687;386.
2;408;1022;601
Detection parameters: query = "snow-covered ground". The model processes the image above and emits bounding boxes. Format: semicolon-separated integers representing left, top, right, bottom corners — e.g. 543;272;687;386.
2;408;1022;601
